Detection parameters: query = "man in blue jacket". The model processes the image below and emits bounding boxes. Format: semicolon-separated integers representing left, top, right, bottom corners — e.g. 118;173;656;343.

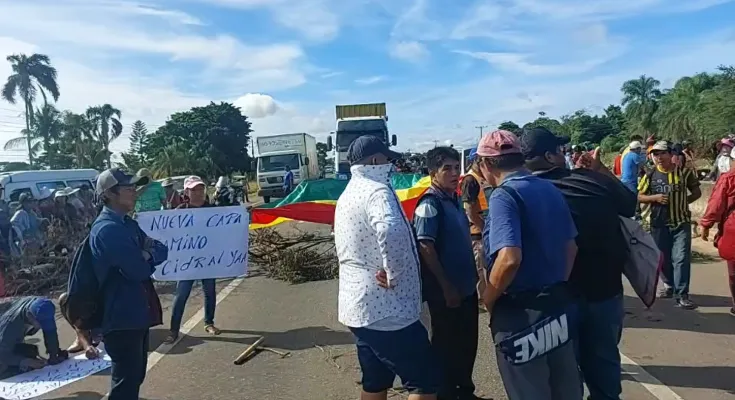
90;168;168;400
0;296;68;379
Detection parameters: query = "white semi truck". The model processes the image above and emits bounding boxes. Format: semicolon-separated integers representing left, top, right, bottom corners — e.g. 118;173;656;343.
326;103;397;180
256;133;318;203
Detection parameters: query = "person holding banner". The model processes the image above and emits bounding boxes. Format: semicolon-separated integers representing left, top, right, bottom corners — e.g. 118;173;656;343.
164;175;221;344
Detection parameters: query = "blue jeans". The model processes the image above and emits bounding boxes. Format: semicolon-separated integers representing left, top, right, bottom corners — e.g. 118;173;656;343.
651;223;692;298
350;321;440;395
170;279;216;333
578;294;624;400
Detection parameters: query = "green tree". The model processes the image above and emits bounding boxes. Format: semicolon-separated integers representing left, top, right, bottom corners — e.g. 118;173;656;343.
602;105;626;134
120;120;148;172
1;53;60;167
143;102;252;179
621;75;662;136
497;121;522;135
0;161;31;172
61;111;96;168
523;115;564;135
86;104;123;168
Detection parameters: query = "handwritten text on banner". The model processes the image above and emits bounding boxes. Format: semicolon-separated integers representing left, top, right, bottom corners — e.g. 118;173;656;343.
138;205;249;281
0;349;111;400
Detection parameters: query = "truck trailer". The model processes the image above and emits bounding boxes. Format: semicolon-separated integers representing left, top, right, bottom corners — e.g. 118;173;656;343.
327;103;397;180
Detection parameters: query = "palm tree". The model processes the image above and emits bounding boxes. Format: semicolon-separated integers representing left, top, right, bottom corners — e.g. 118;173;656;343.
3;104;62;159
61;111;95;167
621;75;662;136
86;104;123;168
1;53;60;167
655;73;717;144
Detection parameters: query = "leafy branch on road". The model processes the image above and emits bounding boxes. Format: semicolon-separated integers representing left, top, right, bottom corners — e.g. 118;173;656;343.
249;228;338;283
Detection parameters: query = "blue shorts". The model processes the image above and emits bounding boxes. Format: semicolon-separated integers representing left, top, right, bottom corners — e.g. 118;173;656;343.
350;321;440;394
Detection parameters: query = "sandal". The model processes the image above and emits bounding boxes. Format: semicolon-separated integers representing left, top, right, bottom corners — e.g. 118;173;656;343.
164;332;179;344
204;325;221;335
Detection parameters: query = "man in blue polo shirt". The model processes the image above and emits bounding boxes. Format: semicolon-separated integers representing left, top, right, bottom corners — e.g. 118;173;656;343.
413;146;479;400
476;130;581;400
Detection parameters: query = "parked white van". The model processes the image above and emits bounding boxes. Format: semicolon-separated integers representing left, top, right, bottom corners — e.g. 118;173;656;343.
0;169;99;202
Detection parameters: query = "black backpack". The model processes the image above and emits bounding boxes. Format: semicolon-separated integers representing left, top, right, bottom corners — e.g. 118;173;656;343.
61;235;104;330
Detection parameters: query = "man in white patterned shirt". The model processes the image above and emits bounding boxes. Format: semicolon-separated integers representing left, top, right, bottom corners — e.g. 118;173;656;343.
334;136;439;400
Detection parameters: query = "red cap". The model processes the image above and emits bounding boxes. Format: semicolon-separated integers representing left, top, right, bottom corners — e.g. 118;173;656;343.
476;130;522;157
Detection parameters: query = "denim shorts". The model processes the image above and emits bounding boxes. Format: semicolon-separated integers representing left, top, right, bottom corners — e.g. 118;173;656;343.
349;321;440;394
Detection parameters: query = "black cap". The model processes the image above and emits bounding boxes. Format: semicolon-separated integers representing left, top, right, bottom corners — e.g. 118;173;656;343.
520;127;570;159
347;136;401;165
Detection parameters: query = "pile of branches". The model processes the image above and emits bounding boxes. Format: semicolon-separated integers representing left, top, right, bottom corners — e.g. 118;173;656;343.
3;221;86;297
249;228;338;284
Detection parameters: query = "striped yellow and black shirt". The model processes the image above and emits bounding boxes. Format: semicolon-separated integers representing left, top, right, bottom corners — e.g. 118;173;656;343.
638;165;700;227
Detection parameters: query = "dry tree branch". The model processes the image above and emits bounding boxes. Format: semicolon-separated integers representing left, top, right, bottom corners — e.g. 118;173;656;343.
249;228;338;283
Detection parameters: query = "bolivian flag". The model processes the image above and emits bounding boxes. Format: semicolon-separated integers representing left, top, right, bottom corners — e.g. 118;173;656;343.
249;173;431;230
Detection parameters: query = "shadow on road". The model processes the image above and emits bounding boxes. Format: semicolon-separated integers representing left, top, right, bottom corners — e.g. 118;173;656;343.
160;326;354;355
623;365;735;395
623;295;734;335
50;392;157;400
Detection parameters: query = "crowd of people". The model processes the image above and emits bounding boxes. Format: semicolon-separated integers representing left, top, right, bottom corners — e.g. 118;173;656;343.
0;167;252;399
0;185;97;260
1;127;733;400
332;128;715;400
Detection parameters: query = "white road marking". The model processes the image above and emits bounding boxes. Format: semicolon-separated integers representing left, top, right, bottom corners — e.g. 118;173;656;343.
621;353;685;400
146;277;245;370
102;277;245;399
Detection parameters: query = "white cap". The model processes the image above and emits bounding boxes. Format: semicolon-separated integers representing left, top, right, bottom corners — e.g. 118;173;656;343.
629;141;643;150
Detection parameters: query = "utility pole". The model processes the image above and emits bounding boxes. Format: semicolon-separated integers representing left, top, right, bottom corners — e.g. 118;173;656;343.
432;140;439;148
475;125;488;139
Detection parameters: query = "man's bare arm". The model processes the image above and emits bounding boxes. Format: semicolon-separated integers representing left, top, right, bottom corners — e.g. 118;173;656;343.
483;247;522;308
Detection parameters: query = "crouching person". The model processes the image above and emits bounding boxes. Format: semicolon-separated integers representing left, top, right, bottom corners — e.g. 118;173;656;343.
475;131;582;400
58;292;101;360
0;297;69;379
90;168;167;400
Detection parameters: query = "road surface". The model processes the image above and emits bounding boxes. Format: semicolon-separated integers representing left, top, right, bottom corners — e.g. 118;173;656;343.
14;221;735;399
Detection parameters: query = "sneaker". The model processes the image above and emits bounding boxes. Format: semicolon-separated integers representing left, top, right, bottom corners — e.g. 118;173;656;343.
729;307;735;317
676;297;698;310
659;287;674;298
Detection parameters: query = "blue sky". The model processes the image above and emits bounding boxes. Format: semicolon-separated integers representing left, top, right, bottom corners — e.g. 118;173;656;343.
1;0;735;162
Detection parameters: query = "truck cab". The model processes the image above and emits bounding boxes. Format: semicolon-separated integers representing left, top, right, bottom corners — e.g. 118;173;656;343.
256;132;318;203
327;103;397;180
257;151;303;202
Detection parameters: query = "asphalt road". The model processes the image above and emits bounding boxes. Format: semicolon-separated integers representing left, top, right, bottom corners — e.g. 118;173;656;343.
13;221;735;399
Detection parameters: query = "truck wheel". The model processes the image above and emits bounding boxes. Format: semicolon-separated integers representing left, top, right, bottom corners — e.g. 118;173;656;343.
263;196;271;203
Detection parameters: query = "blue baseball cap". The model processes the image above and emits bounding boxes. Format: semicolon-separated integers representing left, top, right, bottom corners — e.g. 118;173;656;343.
468;148;478;161
30;298;61;356
347;136;401;165
29;298;56;333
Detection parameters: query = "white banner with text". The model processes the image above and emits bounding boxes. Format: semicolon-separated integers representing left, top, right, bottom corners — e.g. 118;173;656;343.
137;205;249;281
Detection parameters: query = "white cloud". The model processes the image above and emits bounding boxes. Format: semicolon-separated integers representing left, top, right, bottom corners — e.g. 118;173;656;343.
196;0;341;41
234;93;279;118
355;76;386;85
389;41;429;63
453;51;613;75
0;1;312;161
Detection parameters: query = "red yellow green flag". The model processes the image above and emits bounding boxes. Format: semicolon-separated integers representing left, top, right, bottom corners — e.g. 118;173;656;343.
250;173;431;230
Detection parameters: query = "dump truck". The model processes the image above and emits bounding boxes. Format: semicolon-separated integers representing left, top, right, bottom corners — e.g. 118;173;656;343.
326;103;397;180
